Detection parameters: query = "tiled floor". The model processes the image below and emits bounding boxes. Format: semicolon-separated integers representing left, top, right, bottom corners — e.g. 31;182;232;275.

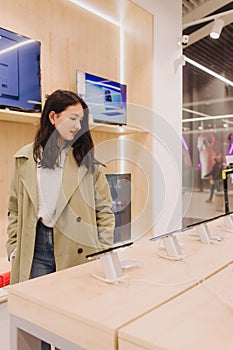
182;189;225;226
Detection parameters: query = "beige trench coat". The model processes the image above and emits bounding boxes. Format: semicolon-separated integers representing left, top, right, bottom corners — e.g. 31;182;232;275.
6;143;115;284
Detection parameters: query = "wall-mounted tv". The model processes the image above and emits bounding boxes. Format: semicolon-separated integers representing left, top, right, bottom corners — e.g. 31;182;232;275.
105;173;131;243
0;27;41;112
77;71;127;126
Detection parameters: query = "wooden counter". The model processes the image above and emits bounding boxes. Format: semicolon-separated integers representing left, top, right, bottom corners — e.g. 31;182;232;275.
119;264;233;350
7;220;233;350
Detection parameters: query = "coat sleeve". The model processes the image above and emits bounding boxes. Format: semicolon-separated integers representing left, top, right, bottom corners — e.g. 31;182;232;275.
6;160;19;259
94;165;115;248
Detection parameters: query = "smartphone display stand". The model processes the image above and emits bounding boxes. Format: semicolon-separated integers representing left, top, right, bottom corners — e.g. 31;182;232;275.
92;251;128;284
159;235;183;261
223;215;233;232
196;223;212;244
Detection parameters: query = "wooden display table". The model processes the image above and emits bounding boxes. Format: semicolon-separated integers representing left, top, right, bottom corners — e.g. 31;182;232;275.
7;221;233;350
119;264;233;350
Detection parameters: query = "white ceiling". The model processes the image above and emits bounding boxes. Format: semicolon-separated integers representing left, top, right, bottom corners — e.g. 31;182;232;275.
182;1;233;123
183;0;233;47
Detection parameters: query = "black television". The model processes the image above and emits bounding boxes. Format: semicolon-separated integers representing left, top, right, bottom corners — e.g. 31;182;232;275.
77;71;127;126
105;173;131;243
0;27;41;112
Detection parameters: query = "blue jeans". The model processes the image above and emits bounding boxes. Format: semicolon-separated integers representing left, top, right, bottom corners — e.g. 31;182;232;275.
31;220;56;350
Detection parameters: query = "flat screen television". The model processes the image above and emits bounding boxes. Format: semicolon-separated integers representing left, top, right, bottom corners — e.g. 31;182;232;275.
105;173;131;243
0;27;41;112
77;71;127;126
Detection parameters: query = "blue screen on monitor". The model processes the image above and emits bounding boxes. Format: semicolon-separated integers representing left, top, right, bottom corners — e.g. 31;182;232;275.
77;71;127;125
0;27;41;112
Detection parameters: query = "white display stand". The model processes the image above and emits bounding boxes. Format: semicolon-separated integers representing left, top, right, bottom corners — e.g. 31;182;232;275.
92;251;128;284
223;214;233;232
196;223;212;244
159;235;183;260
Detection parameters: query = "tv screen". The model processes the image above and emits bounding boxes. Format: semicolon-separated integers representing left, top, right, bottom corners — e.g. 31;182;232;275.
105;173;131;243
77;71;127;126
0;27;41;112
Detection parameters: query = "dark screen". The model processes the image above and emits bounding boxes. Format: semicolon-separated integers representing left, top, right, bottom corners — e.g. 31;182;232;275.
105;173;131;243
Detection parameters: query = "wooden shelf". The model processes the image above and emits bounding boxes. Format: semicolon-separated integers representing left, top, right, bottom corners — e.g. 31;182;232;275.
0;109;40;125
0;109;147;134
89;122;146;134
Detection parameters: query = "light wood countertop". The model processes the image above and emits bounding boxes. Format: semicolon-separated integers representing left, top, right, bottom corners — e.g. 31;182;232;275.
7;221;233;350
119;263;233;350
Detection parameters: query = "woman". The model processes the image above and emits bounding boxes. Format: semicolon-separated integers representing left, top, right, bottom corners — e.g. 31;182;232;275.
6;89;115;285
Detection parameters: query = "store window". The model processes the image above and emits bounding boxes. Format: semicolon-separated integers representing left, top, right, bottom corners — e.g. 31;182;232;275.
182;10;233;225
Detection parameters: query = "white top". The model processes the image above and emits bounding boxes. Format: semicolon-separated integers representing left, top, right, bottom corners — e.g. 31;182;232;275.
37;148;67;227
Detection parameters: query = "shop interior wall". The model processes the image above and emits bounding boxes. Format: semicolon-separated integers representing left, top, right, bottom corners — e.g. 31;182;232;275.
132;0;183;234
0;0;153;258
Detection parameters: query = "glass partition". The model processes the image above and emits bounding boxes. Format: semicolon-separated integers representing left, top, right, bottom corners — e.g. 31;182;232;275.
182;20;233;226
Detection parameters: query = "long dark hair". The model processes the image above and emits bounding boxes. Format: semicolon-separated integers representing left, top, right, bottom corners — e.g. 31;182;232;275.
33;89;99;172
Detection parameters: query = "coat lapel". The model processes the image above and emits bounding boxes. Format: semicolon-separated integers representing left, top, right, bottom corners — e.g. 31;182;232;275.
54;148;88;222
17;149;38;214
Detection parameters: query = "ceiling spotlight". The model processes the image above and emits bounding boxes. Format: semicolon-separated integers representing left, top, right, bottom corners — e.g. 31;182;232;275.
210;18;224;39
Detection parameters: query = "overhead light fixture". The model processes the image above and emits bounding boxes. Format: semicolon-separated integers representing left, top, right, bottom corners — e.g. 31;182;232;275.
182;113;233;123
184;56;233;87
210;18;224;39
183;108;209;118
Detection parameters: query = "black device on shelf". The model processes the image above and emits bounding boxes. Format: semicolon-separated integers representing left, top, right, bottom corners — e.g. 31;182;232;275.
0;27;42;112
77;71;127;126
105;173;131;243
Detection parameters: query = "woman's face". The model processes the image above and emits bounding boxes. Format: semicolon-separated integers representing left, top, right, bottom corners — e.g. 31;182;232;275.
49;103;84;141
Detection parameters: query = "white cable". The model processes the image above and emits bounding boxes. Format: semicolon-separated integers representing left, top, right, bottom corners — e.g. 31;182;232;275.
91;255;130;285
157;252;184;261
91;272;128;284
223;227;233;233
129;277;195;287
129;251;195;287
183;259;233;310
90;245;233;306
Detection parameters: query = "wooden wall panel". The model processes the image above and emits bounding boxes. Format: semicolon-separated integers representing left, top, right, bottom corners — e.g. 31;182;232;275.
0;0;153;259
119;132;154;240
123;1;153;112
92;129;154;240
0;122;38;258
0;0;120;99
